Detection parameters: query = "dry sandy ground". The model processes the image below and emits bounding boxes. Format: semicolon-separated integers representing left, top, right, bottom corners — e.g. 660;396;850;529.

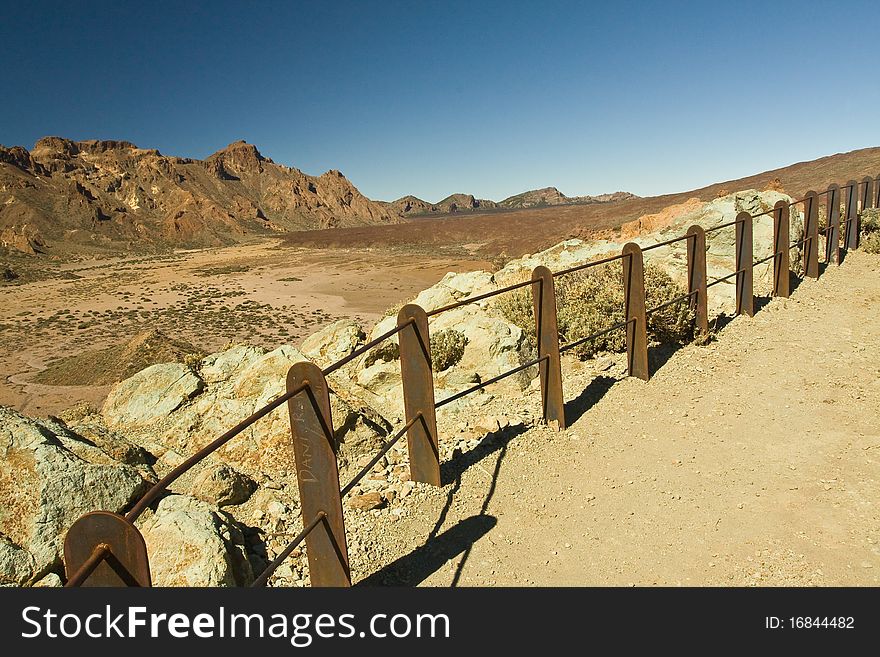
352;251;880;586
0;239;490;416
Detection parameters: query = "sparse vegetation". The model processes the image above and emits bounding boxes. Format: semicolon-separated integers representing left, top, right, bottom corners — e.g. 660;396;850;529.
861;208;880;254
431;329;468;371
495;262;693;359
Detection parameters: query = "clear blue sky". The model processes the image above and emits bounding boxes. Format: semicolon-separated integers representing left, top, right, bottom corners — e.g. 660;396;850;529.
2;1;878;203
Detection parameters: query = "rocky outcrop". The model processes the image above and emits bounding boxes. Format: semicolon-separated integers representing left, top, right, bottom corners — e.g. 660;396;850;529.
435;193;497;213
300;319;365;368
100;344;391;482
137;495;253;586
102;363;204;427
386;188;634;217
499;187;637;209
382;195;438;216
0;137;400;255
189;464;256;507
0;407;147;585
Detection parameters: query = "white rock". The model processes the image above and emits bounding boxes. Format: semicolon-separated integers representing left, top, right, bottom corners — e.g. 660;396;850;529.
138;495;253;587
300;319;365;367
102;363;203;428
0;407;146;584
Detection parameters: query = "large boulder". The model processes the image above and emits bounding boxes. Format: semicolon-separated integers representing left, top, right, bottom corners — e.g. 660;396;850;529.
103;363;203;428
0;407;147;584
189;464;256;507
101;344;391;483
0;537;35;587
300;319;365;367
137;495;253;586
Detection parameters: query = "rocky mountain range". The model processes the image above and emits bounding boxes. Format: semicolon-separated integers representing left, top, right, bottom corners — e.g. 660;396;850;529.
0;138;399;254
0;135;644;255
498;186;636;209
381;193;498;217
384;186;637;217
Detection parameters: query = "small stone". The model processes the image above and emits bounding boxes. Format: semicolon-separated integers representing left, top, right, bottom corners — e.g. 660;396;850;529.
349;492;385;511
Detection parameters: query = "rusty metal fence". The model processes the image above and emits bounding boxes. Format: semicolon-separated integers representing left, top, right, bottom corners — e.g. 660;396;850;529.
63;175;879;587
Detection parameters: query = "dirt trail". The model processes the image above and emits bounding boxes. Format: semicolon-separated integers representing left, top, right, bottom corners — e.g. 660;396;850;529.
364;251;880;586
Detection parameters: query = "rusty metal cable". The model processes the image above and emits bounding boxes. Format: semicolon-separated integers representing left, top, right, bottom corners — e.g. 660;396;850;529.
434;355;548;409
425;278;534;318
339;414;420;498
753;253;777;267
704;269;744;289
250;511;327;588
126;382;308;523
64;543;110;588
645;290;697;316
322;319;414;376
641;233;696;252
558;318;633;354
552;251;631;278
703;217;747;233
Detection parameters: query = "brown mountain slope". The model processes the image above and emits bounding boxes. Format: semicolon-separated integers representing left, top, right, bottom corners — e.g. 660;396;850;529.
0;138;398;255
282;146;880;258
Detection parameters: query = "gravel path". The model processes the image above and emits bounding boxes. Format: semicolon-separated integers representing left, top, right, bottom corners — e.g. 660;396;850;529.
348;251;880;586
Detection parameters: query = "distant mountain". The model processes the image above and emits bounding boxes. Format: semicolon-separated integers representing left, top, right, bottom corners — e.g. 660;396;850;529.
499;186;637;209
384;187;635;217
435;193;498;213
0;138;399;254
382;193;498;217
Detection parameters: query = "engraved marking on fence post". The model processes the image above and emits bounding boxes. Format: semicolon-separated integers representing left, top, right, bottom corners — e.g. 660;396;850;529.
531;265;566;429
398;303;441;485
803;191;819;279
286;362;350;587
64;511;151;587
735;211;754;315
622;243;649;381
825;183;841;264
844;179;859;250
773;200;790;297
687;225;709;334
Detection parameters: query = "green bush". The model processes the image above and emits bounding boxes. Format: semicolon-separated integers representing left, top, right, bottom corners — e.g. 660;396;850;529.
495;262;694;359
431;328;468;371
861;209;880;254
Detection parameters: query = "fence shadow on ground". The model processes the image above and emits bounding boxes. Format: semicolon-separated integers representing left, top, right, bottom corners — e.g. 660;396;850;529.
648;342;683;374
564;374;617;426
357;514;497;586
359;422;526;586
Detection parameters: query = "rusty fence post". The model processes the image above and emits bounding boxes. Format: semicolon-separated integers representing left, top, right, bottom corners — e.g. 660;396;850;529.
735;211;754;315
622;243;649;381
686;225;709;335
397;304;441;485
825;183;841;264
531;266;566;429
875;174;880;209
861;176;874;211
773;200;790;297
286;361;350;587
844;179;859;250
64;511;151;586
803;191;819;279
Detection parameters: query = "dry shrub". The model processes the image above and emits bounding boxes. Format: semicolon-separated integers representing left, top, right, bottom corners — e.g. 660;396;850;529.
431;328;468;371
861;208;880;254
495;262;693;359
